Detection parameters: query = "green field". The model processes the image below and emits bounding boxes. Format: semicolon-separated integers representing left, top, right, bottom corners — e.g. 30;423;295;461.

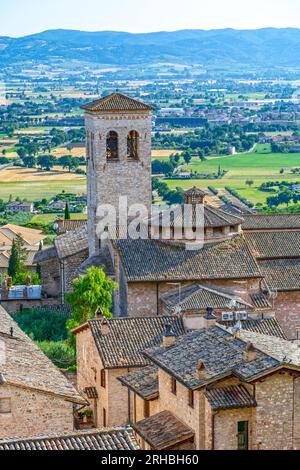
165;144;300;205
1;144;300;206
31;213;87;225
0;180;87;201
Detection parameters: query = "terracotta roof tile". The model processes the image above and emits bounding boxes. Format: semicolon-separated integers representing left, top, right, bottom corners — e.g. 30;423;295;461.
56;219;87;235
119;366;158;400
81;93;153;113
242;214;300;231
258;259;300;291
161;284;253;313
245;231;300;259
240;330;300;365
0;306;85;404
55;225;88;260
115;237;262;282
133;411;194;450
0;428;140;451
220;318;286;339
87;317;185;369
205;385;257;410
143;326;280;389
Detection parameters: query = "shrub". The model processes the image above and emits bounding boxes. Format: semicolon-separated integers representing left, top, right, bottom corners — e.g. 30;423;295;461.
14;309;68;341
36;341;76;369
208;186;219;195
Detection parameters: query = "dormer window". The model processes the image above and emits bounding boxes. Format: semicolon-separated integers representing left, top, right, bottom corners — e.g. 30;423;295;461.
106;131;119;161
127;131;139;160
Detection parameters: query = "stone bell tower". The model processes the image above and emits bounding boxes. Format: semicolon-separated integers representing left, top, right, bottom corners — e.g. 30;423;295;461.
82;93;153;255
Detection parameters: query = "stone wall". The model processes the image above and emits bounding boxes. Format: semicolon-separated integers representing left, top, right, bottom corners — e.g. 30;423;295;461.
158;369;203;449
0;384;74;440
39;256;61;298
1;298;60;314
126;278;261;318
152;370;299;450
273;291;300;340
63;249;89;294
214;408;254;450
134;394;159;423
85;111;152;255
76;327;137;428
253;371;295;450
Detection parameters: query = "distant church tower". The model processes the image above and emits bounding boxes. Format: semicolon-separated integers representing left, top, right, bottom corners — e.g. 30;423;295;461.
82;93;153;255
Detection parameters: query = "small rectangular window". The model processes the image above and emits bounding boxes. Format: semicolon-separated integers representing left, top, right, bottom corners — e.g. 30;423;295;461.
103;408;107;427
171;378;177;395
0;398;11;414
188;390;194;408
237;421;249;450
101;369;106;388
144;401;150;419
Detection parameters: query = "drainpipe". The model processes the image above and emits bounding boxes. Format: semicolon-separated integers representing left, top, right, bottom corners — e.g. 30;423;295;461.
60;261;65;304
292;376;296;450
211;411;218;450
127;368;131;424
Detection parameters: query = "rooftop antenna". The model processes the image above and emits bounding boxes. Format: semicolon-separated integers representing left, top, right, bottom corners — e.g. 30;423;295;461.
267;287;278;309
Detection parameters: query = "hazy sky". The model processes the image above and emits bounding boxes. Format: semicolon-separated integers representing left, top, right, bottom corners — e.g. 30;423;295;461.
1;0;300;37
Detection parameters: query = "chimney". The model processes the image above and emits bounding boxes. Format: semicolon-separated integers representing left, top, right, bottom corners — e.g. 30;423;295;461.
95;306;104;319
203;307;217;329
100;318;110;336
162;324;176;348
243;342;258;362
197;360;210;379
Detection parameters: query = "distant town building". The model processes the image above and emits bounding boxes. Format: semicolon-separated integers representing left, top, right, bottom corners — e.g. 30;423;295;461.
6;201;33;214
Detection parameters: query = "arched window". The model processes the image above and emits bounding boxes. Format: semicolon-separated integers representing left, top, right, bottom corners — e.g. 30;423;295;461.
127;130;139;160
106;131;119;161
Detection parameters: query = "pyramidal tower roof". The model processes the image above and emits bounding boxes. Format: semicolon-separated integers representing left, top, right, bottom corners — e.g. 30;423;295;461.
81;92;153;113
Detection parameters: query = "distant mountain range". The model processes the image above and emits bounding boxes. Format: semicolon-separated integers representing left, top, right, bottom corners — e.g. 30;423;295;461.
1;28;300;68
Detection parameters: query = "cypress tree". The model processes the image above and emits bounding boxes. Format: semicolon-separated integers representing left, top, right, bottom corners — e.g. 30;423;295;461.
8;239;21;279
64;202;71;220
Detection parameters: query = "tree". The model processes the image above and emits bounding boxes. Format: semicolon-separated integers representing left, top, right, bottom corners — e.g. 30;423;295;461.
64;202;71;220
8;239;21;279
17;148;27;160
22;156;37;168
246;179;254;188
183;151;192;165
66;267;117;327
14;234;29;265
59;155;73;172
37;155;55;171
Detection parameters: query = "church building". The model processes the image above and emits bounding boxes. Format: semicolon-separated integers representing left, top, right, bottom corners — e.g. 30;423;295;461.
35;93;300;341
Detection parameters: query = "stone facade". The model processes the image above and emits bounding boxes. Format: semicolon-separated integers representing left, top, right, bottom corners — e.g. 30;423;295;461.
75;327;136;427
131;370;300;450
124;278;261;318
0;384;74;440
39;255;60;299
85;110;152;255
62;249;89;294
273;291;300;340
0;298;60;314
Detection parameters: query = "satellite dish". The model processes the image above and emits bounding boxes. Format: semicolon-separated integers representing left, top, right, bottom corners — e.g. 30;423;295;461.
228;299;237;309
174;305;182;316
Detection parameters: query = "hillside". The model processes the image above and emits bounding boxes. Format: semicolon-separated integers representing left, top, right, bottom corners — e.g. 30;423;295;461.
1;28;300;68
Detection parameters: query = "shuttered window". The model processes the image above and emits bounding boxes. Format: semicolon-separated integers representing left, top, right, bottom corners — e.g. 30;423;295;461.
0;398;11;414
